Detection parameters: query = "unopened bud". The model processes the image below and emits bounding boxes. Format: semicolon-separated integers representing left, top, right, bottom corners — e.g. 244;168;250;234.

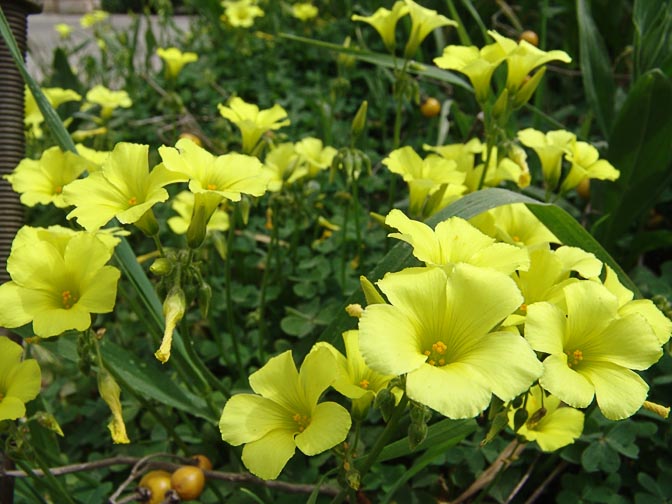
408;422;428;450
351;100;368;141
97;368;130;444
150;258;174;276
35;412;64;437
155;286;186;363
345;304;364;318
643;400;670;419
198;282;212;319
360;275;385;305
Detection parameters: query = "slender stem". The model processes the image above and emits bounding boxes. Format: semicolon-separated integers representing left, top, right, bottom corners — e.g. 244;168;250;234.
331;394;409;504
179;319;230;402
340;197;350;289
358;394;408;476
15;455;76;504
224;208;243;375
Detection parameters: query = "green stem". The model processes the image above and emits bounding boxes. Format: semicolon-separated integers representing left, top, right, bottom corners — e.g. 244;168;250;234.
340;198;350;289
179;320;231;403
257;202;279;364
331;394;409;504
225;209;244;375
16;455;76;504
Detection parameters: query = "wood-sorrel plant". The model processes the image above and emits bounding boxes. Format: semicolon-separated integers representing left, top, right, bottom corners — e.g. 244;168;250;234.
1;1;671;502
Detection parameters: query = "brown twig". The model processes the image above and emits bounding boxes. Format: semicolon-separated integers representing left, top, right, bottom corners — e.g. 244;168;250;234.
3;454;340;499
504;453;540;503
450;440;527;504
524;460;568;504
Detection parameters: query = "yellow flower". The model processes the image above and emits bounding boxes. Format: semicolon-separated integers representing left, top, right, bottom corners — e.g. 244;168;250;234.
63;142;186;233
526;281;663;420
359;266;542;419
218;96;290;154
294;137;337;177
54;23;73;39
314;331;394;419
386;209;529;275
0;337;41;422
351;1;408;53
488;30;571;95
434;43;507;103
0;227;120;338
560;140;619;193
159;138;268;247
80;10;109;28
508;385;584;452
292;2;318;21
24;86;81;138
262;142;305;192
97;368;129;443
85;85;132;119
403;0;457;59
221;0;264;28
518;128;576;191
168;190;229;235
156;47;198;79
219;348;351;479
5;147;95;208
382;146;466;218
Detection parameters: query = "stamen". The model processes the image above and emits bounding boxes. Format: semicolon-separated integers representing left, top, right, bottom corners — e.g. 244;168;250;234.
512;235;521;242
520;303;527;313
54;186;63;194
292;413;311;432
61;290;78;309
566;349;584;368
359;379;370;389
128;196;137;205
425;340;449;367
206;183;217;190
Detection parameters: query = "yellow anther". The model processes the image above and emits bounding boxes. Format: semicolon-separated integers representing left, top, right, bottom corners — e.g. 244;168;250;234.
206;183;217;190
513;235;521;242
61;290;77;309
54;186;63;194
432;341;447;354
359;379;370;389
520;303;527;313
128;196;137;205
566;349;584;368
292;413;310;432
425;340;449;367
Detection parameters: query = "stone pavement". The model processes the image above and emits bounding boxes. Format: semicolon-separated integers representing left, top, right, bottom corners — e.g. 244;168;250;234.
26;12;191;81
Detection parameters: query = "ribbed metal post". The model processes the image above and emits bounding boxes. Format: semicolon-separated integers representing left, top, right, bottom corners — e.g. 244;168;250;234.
0;0;41;285
0;2;41;503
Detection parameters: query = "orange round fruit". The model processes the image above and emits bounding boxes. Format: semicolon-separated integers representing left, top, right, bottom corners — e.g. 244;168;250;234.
192;454;213;471
519;30;539;47
576;178;590;200
420;97;441;118
138;470;172;504
171;466;206;500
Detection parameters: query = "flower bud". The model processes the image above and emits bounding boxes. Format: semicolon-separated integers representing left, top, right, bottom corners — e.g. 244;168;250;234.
351;100;368;142
360;275;385;305
97;368;130;444
408;421;428;450
150;258;174;277
155;286;186;363
198;282;212;319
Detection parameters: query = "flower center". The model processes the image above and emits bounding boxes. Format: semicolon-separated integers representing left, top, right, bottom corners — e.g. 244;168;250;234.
206;183;218;190
61;290;78;309
292;413;311;432
566;349;583;368
359;379;370;389
424;340;448;367
128;196;137;205
54;185;63;194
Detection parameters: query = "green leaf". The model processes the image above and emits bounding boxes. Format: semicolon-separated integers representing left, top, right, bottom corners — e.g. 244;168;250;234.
592;70;672;254
378;419;476;503
581;441;620;473
576;0;616;137
377;418;476;462
633;0;672;78
101;339;214;422
278;32;472;92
